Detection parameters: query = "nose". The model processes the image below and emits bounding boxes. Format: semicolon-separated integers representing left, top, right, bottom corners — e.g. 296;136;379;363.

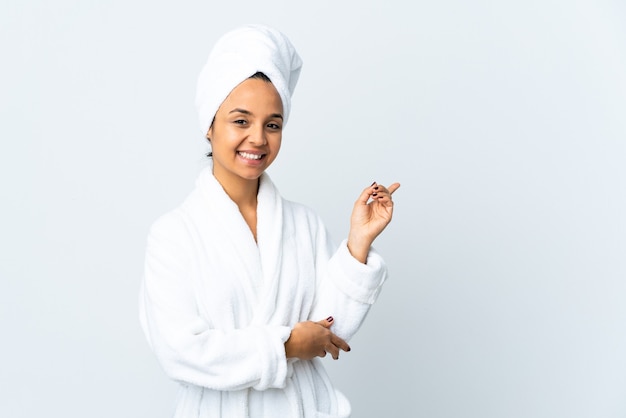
247;125;267;146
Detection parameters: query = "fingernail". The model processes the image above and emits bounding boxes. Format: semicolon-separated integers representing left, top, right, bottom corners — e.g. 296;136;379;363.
327;316;334;322
371;181;376;186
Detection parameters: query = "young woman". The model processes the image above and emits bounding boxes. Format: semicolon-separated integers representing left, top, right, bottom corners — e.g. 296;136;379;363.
139;24;400;418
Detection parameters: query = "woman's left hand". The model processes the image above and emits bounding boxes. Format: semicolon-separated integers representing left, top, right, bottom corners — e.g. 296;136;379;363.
347;181;400;263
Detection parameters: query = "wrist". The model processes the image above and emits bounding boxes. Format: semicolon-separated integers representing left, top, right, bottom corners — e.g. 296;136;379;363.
284;333;297;359
347;234;371;264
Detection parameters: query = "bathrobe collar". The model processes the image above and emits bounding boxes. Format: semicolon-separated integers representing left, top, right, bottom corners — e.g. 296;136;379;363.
194;165;285;326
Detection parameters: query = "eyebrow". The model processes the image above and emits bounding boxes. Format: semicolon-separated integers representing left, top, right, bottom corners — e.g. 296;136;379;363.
228;108;283;120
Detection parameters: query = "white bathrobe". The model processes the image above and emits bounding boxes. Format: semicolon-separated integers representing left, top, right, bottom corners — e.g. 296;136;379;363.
139;166;388;417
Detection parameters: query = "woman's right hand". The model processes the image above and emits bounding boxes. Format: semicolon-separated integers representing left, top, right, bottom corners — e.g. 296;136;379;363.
284;317;350;360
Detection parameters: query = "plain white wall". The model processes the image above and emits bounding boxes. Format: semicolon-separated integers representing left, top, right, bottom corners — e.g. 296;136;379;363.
1;0;625;417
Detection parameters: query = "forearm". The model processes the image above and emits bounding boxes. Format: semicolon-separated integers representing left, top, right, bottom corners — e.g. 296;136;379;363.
140;292;292;391
310;240;388;341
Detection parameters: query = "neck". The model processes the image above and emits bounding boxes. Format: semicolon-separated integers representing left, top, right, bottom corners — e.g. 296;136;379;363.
212;167;260;242
213;169;259;209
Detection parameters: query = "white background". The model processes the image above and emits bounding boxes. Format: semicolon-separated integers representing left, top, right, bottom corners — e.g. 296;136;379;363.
1;0;625;417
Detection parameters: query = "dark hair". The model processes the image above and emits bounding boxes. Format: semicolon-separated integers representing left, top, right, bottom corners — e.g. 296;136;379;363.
206;72;272;158
249;71;271;83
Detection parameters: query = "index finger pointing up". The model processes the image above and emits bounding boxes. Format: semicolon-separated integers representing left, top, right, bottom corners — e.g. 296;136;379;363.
387;183;401;195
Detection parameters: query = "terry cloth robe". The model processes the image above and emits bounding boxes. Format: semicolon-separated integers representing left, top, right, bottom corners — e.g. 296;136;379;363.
139;166;388;418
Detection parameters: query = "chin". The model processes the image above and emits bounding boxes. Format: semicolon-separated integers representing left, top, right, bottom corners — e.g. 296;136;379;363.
238;169;265;181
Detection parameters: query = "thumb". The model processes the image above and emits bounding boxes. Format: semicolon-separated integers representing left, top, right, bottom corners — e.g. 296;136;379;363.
316;316;334;328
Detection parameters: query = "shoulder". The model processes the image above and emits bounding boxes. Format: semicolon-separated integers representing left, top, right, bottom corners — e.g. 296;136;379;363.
147;207;195;251
149;208;186;236
282;198;324;227
148;181;207;235
281;198;334;248
144;208;199;273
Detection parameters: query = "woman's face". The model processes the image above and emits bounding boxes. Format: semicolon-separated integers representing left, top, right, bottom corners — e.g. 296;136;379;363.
208;77;284;186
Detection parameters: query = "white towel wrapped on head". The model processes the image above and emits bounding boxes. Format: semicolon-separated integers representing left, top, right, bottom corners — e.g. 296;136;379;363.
195;24;303;136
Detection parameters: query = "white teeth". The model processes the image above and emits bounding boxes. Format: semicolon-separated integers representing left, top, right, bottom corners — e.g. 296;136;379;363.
238;152;262;160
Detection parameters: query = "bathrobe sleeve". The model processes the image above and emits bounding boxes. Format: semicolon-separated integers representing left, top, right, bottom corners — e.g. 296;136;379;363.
308;213;388;342
139;211;292;391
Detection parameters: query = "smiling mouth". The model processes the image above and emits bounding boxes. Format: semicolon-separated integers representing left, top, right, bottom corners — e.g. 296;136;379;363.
238;151;264;160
